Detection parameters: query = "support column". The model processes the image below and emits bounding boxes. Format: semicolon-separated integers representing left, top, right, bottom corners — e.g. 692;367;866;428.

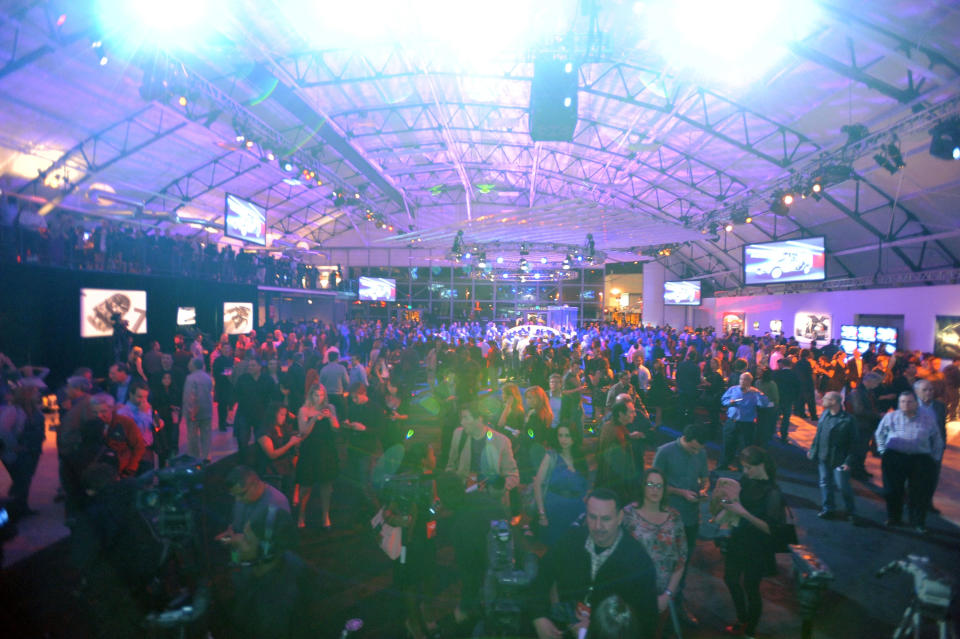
642;262;665;327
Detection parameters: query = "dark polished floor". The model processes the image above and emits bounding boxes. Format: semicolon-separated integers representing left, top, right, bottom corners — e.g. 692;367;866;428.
2;388;959;639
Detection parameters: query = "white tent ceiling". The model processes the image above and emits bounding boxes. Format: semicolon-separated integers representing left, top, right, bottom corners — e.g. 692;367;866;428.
1;0;958;290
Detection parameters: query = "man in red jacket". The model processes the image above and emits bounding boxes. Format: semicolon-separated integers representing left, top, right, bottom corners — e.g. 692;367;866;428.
91;393;146;477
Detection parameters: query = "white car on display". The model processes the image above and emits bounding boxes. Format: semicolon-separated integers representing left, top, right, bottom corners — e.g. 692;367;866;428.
746;249;813;280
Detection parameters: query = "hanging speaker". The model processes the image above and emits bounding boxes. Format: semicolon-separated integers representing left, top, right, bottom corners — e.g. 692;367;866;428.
529;56;579;142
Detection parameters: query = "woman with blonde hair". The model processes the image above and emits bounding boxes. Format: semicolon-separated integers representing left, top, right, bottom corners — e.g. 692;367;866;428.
295;383;339;529
523;385;553;444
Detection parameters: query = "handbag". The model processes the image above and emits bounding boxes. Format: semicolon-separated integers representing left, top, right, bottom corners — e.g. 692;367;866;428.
771;504;798;553
370;507;403;560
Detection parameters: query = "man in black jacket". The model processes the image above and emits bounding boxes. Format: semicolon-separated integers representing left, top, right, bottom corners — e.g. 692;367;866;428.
808;392;858;521
234;359;278;464
772;358;799;442
846;372;882;480
915;379;947;514
531;488;657;639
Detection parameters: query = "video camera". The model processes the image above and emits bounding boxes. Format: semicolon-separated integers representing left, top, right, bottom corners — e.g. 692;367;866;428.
381;472;436;517
136;455;205;545
483;520;538;637
877;555;953;612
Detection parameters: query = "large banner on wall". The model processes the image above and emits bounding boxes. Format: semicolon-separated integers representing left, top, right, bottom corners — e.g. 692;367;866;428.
722;312;745;334
81;288;148;338
794;312;831;343
934;315;960;359
223;302;254;335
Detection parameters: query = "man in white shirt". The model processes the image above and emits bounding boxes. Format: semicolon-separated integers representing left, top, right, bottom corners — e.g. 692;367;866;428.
875;391;943;533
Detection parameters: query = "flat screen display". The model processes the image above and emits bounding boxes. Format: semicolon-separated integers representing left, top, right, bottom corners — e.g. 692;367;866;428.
743;237;825;285
857;326;877;342
840;325;858;340
359;276;396;302
81;288;148;338
177;307;196;326
663;280;701;306
876;326;898;344
224;193;266;246
223;302;253;335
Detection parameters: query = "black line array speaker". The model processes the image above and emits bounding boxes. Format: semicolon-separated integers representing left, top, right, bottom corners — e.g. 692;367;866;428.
529;56;579;142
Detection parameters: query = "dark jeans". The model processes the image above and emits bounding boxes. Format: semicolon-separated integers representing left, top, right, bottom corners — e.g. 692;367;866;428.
756;407;777;446
849;420;877;476
721;421;754;468
778;397;794;440
5;450;41;513
818;463;855;514
794;388;817;420
880;450;936;527
216;397;233;432
724;541;765;634
676;523;699;607
235;414;255;466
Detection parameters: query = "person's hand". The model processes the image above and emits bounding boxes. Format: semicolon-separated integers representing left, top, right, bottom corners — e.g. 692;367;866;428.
680;489;698;502
533;616;563;639
806;450;814;460
289;435;302;446
722;500;749;518
215;526;236;544
570;606;591;636
538;513;549;527
657;593;671;613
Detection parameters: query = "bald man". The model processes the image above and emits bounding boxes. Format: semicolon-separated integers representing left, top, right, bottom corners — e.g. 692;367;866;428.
808;392;858;521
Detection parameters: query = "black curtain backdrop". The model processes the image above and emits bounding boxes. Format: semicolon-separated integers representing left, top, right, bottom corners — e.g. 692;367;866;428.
0;263;257;386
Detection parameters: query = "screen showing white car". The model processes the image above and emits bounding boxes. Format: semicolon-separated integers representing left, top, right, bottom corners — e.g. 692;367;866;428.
663;280;701;306
743;237;825;285
224;193;266;245
359;276;396;302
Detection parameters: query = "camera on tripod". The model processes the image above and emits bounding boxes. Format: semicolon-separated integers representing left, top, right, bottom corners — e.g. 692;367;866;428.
877;555;953;611
382;472;436;518
136;455;205;544
482;519;538;636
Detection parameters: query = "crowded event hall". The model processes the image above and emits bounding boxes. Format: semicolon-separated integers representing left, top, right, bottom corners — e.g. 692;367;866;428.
2;1;960;638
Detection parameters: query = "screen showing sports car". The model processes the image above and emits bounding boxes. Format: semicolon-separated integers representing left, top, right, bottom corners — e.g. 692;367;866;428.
663;280;701;306
224;193;267;245
359;276;396;302
81;288;147;337
743;237;825;285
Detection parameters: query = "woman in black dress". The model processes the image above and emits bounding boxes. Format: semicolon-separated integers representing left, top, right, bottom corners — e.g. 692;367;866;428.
719;446;786;637
257;402;301;502
296;384;339;529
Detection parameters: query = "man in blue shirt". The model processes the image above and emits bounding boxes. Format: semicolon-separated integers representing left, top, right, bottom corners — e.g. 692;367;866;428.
720;372;772;470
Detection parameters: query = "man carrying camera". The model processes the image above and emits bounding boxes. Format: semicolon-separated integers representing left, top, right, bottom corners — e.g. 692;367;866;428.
445;401;519;625
531;488;657;639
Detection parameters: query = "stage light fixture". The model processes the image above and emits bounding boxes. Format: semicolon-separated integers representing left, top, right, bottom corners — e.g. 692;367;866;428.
770;192;790;215
245;140;254;149
782;192;794;206
496;256;504;264
540;257;547;264
724;223;734;232
745;216;753;224
178;95;187;106
929;119;960;161
282;160;294;172
265;151;275;162
235;134;245;143
811;182;822;193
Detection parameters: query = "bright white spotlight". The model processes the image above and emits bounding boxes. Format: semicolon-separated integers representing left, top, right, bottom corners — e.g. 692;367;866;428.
645;0;819;85
96;0;221;52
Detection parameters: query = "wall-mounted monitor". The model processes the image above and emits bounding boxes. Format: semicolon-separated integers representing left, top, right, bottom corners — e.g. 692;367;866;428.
223;302;253;335
743;237;825;285
81;288;148;338
359;276;396;302
177;306;197;326
663;280;701;306
224;193;266;246
840;324;898;355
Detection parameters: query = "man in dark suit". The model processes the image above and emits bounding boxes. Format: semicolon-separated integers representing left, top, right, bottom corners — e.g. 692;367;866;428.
772;358;799;442
915;379;947;514
531;488;658;639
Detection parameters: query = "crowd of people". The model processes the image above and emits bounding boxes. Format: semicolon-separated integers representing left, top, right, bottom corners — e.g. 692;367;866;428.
0;315;956;639
1;216;340;289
